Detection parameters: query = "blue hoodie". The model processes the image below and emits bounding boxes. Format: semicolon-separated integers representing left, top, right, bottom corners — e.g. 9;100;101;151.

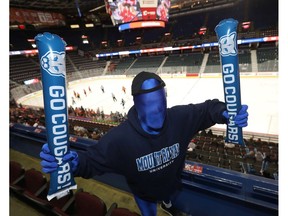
74;99;226;201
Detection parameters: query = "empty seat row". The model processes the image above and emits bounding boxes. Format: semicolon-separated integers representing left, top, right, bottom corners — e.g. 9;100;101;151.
10;161;140;216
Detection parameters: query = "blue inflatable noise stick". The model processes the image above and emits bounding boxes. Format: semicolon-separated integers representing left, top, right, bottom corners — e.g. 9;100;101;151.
35;32;77;200
215;18;245;146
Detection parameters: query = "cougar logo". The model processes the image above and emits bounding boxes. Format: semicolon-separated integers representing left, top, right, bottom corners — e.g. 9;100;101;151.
218;32;238;57
40;51;66;77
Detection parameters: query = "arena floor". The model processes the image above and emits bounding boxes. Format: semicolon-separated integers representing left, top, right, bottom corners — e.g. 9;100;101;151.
18;76;279;136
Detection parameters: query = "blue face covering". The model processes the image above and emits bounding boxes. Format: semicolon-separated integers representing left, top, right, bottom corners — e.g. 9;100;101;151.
133;78;167;134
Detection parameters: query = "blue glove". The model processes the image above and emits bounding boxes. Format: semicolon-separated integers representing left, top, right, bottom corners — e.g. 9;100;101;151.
222;105;248;127
40;143;79;173
63;149;79;173
40;143;58;173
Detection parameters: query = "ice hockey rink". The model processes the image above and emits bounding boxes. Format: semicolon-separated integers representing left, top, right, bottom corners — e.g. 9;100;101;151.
18;75;279;136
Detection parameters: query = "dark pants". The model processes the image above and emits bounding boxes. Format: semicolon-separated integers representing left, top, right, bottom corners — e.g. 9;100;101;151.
134;195;171;216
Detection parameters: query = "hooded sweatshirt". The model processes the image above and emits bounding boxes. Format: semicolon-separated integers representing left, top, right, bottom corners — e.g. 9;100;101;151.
74;99;226;201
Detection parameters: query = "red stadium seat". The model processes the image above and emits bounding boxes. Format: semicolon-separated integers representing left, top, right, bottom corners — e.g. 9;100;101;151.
74;190;107;216
106;202;140;216
10;165;75;215
23;180;75;215
10;167;47;195
53;188;108;216
110;207;141;216
9;160;25;184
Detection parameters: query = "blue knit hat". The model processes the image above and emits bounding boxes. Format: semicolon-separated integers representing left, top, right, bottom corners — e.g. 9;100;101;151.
131;71;165;96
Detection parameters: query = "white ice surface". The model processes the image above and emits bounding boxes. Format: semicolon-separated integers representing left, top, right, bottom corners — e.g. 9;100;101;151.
18;76;278;136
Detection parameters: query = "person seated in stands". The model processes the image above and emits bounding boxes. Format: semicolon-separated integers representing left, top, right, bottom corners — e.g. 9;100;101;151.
40;71;248;216
244;146;256;159
33;118;40;128
91;131;101;140
260;153;271;176
207;129;214;137
83;133;89;139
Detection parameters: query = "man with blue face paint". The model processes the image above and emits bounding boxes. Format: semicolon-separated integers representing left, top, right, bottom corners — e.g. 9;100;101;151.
133;74;167;135
40;71;248;216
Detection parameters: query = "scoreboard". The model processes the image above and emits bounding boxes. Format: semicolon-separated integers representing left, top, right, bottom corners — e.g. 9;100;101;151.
105;0;170;31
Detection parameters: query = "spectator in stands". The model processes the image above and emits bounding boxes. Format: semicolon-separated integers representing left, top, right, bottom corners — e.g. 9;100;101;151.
73;125;88;137
207;129;214;137
100;111;105;120
83;133;89;139
260;153;271;176
244;146;256;158
40;71;248;216
187;141;196;152
91;131;101;140
36;121;46;130
32;118;40;128
23;120;31;126
255;150;265;163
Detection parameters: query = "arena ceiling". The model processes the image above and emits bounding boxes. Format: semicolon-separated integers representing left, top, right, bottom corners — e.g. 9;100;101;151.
9;0;243;18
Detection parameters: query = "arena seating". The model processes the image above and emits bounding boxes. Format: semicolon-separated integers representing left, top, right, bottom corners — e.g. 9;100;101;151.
10;160;25;184
257;46;278;72
9;55;40;85
107;203;141;216
111;57;135;75
238;48;253;72
125;55;166;75
10;113;279;181
67;51;106;74
9;36;278;93
10;125;278;215
9;162;133;216
141;27;168;44
185;131;278;179
21;180;74;215
52;188;109;216
10;167;48;195
162;53;204;74
205;50;222;73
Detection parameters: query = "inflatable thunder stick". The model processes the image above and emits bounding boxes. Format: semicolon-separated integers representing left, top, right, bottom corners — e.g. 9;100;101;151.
35;32;77;201
214;18;245;146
